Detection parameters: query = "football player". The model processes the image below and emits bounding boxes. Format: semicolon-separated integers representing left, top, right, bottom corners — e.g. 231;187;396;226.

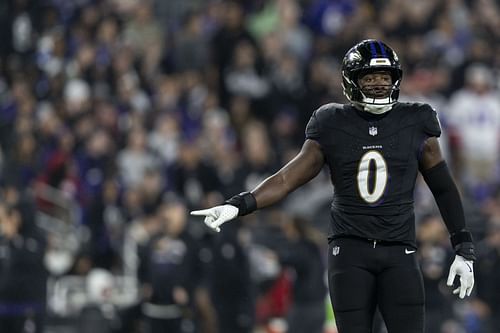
191;39;475;333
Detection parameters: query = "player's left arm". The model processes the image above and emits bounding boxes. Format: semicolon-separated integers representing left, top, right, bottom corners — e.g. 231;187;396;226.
419;136;475;298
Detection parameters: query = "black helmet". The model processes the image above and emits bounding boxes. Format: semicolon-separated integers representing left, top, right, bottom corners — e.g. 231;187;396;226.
341;39;402;108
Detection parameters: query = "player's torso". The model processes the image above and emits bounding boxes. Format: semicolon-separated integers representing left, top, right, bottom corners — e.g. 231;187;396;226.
315;103;429;215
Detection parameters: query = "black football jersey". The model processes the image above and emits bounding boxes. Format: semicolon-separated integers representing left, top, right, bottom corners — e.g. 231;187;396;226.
306;102;441;246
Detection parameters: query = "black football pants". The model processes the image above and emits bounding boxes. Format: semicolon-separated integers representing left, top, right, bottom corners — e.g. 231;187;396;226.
328;237;425;333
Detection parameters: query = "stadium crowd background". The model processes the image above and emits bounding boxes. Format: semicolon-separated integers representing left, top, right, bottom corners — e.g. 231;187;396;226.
0;0;500;332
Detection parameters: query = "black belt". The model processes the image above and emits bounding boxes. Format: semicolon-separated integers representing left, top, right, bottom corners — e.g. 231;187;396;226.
331;235;409;248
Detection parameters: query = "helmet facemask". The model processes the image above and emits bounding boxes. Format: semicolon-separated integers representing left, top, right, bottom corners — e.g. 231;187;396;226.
359;69;400;109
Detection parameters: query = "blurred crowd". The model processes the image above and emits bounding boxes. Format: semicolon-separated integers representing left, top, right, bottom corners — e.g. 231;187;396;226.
0;0;500;332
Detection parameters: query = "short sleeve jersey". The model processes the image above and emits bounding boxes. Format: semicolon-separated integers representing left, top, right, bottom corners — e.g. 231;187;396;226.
306;102;441;246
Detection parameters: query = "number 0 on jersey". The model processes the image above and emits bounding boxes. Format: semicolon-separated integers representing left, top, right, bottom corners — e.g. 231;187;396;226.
357;150;388;203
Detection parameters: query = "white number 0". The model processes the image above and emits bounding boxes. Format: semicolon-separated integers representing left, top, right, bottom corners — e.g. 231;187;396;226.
357;151;388;203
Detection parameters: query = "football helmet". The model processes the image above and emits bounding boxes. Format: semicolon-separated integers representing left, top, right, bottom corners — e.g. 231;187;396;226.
342;39;402;112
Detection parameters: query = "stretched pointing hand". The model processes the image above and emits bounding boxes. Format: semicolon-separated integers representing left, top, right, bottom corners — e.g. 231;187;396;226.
190;204;239;232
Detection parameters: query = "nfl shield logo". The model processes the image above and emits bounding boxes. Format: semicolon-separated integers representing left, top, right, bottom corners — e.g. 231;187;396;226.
369;126;378;136
332;246;340;256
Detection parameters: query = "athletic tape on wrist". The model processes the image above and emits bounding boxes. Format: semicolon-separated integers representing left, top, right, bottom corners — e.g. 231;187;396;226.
450;230;473;248
450;230;476;261
224;192;257;216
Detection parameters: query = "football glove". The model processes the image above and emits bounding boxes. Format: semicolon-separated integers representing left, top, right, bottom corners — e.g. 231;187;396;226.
190;204;239;232
446;255;474;299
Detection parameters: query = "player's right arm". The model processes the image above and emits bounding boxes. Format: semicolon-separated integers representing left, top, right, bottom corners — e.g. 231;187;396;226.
191;139;324;232
252;139;324;208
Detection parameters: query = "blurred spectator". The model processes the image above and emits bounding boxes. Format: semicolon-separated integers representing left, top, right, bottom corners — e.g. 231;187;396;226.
154;0;203;32
474;218;500;333
78;268;121;333
117;127;158;188
121;185;146;222
210;222;255;333
417;214;455;333
86;178;125;271
303;0;357;37
138;199;216;333
227;95;252;133
139;167;167;215
239;120;278;191
115;72;151;115
0;77;32;152
445;63;500;202
169;141;221;208
268;52;306;123
172;10;210;72
64;78;91;121
277;215;327;333
35;129;83;208
211;0;258;106
75;128;116;202
277;0;312;63
299;57;340;129
122;1;164;78
223;40;270;106
148;113;181;167
9;0;37;56
0;196;48;333
2;132;40;189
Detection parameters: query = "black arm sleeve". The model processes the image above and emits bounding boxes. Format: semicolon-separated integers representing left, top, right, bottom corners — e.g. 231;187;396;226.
421;161;464;233
421;161;476;260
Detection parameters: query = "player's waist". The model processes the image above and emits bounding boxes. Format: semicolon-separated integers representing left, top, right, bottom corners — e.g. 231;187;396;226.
331;200;414;216
328;234;413;247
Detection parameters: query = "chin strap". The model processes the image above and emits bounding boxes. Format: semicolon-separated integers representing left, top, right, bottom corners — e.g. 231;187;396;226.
354;102;394;114
356;90;396;114
363;104;393;114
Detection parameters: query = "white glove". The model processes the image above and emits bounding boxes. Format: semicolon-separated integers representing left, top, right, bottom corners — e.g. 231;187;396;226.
446;255;474;299
190;204;239;232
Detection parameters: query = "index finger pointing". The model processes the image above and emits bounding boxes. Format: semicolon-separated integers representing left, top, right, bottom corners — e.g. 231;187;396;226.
190;209;212;216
